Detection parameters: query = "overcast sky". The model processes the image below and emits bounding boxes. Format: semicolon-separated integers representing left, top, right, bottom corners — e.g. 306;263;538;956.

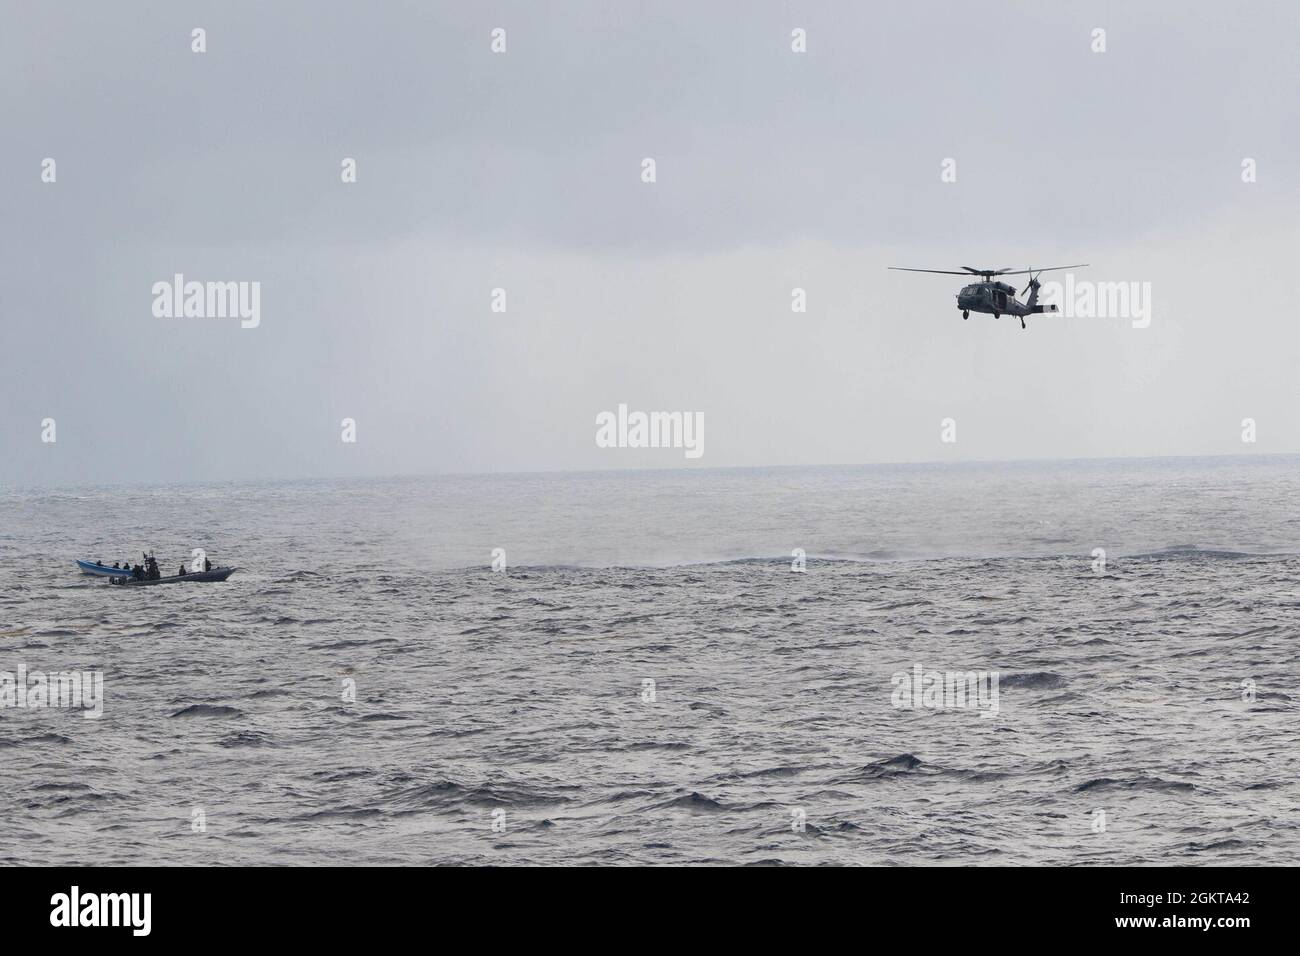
3;1;1298;486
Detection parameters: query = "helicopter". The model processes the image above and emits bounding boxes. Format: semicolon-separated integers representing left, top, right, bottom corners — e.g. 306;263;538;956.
888;264;1088;329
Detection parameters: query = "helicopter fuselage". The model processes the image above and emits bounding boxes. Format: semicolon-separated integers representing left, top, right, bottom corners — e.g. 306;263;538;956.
957;281;1038;317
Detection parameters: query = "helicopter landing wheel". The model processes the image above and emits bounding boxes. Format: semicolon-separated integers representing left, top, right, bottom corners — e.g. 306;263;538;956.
993;312;1000;320
962;310;969;320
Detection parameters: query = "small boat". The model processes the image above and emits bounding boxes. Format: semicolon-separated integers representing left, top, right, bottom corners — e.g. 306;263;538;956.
76;560;134;577
110;567;238;587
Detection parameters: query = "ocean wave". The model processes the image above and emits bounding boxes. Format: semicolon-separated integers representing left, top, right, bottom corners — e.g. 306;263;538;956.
1074;775;1195;793
657;791;728;812
0;733;73;747
169;704;244;718
999;672;1069;690
441;544;1300;571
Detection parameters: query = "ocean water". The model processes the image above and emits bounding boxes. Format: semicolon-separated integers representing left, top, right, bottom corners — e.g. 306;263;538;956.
1;456;1297;865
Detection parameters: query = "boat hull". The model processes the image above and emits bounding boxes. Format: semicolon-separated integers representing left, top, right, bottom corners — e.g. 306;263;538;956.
111;567;237;587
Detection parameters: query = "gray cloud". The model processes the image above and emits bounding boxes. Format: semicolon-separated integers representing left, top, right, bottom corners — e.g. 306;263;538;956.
3;1;1297;485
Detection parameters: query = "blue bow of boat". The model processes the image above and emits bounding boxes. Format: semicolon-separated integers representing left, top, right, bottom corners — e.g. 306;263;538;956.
76;559;133;577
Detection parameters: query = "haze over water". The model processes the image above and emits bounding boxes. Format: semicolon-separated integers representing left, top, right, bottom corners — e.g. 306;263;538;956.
1;456;1296;864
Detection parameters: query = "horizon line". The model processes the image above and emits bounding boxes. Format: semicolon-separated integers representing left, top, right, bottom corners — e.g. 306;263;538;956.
4;450;1297;495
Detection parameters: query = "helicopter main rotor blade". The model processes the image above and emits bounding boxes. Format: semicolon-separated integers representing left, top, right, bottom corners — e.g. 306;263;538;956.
890;263;1088;278
994;263;1089;277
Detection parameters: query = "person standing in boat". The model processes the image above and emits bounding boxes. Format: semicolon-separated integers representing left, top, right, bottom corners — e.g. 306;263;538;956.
203;557;212;572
